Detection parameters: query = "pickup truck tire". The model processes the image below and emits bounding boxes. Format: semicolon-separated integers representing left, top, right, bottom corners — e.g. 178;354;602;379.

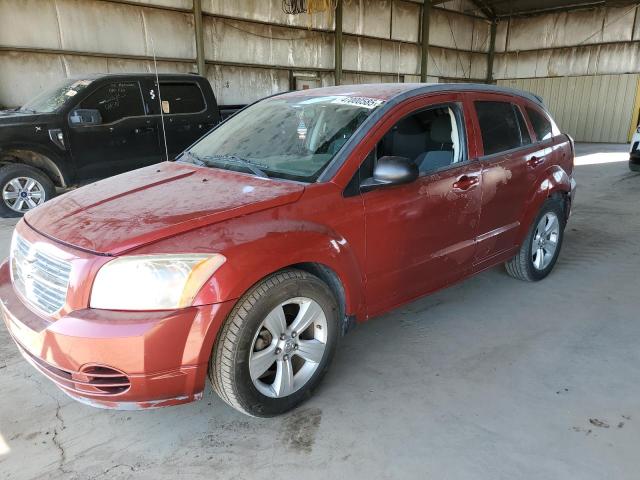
0;164;55;218
505;197;566;282
209;269;339;417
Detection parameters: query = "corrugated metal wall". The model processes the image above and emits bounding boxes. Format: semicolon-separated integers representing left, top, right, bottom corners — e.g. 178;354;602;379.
498;74;640;143
0;0;491;108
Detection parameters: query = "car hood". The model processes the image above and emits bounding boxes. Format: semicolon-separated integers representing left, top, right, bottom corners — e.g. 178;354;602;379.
25;162;305;255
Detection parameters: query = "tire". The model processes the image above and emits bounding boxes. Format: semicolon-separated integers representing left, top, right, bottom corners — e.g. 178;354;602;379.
0;164;55;218
505;196;566;282
209;269;339;417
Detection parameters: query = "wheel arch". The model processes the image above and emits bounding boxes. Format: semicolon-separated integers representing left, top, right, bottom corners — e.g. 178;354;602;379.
0;147;68;187
515;165;572;246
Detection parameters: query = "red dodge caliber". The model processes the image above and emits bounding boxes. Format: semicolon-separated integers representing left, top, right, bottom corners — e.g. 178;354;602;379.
1;84;576;416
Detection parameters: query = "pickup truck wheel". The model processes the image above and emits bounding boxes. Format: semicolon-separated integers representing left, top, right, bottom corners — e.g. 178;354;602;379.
0;164;54;217
505;197;565;282
209;269;339;417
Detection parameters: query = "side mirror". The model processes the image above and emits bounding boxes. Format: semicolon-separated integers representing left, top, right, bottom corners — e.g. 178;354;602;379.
69;108;102;126
360;156;419;192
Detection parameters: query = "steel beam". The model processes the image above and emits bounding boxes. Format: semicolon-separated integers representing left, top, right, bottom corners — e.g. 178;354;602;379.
335;0;343;85
420;1;431;82
486;20;497;84
193;0;206;76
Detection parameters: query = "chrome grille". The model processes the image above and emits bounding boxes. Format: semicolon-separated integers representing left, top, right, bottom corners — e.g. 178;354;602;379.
10;234;71;315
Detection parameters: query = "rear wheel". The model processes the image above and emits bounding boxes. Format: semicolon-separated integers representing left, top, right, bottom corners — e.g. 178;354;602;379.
209;269;339;417
505;197;565;282
0;164;55;217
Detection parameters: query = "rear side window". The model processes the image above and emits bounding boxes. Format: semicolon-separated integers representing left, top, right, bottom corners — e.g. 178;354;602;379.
526;107;553;141
79;81;144;124
159;82;205;114
475;101;523;155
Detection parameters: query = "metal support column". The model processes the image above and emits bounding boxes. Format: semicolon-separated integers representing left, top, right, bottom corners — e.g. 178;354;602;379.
335;0;343;85
420;1;431;82
194;0;206;76
486;20;497;84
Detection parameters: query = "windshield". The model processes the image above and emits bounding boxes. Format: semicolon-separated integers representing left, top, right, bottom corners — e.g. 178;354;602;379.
185;94;384;182
20;78;94;113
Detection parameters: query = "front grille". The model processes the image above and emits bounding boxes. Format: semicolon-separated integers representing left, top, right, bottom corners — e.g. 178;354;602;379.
17;343;131;396
10;234;71;315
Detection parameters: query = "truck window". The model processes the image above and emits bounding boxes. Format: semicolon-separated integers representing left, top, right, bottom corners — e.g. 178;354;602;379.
158;82;205;114
79;82;144;124
475;101;523;155
526;107;553;141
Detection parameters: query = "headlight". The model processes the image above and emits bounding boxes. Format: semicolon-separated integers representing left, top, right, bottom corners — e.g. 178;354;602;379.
90;254;226;311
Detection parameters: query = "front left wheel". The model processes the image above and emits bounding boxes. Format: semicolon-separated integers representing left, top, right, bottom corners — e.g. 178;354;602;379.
209;269;339;417
0;164;55;217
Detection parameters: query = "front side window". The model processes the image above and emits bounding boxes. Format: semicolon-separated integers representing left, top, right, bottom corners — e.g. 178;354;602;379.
375;105;463;175
185;94;383;182
78;82;144;124
20;78;94;114
526;107;553;141
475;101;524;156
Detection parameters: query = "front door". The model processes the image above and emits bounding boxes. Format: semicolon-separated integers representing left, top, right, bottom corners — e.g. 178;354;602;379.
68;80;162;180
357;96;482;317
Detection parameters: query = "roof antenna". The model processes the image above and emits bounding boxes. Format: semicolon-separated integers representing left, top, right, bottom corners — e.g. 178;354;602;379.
149;34;169;162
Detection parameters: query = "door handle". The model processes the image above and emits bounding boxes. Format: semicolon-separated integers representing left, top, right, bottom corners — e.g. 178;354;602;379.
134;126;155;135
526;156;545;168
453;175;480;192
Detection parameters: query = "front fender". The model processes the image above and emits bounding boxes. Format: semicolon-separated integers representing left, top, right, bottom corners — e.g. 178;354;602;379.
191;226;365;320
515;164;572;246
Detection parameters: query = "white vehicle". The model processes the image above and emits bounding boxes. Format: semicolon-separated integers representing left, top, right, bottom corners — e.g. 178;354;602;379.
630;126;640;171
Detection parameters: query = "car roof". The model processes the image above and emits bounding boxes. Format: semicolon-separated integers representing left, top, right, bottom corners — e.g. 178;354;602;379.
279;83;545;108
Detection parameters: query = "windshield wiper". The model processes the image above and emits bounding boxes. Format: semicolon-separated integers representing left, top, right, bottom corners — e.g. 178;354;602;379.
19;107;37;114
189;153;270;179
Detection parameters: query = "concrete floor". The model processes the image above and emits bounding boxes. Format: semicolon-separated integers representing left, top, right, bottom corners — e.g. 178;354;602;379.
0;144;639;479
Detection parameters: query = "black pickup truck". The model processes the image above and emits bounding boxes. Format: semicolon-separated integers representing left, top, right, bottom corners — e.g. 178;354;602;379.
0;73;224;217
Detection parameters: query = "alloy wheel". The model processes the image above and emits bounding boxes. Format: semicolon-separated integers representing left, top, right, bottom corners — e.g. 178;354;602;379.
249;297;328;398
2;176;46;213
531;212;560;270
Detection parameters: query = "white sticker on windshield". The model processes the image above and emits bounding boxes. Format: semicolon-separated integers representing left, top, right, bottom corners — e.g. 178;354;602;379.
332;96;384;109
65;90;77;97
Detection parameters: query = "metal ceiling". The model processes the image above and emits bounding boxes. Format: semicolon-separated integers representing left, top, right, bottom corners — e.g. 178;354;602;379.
457;0;639;19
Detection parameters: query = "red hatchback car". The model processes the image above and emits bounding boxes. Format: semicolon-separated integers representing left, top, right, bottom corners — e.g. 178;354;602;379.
1;84;576;416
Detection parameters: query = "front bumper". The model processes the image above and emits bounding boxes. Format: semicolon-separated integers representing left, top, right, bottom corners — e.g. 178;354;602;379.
0;260;235;409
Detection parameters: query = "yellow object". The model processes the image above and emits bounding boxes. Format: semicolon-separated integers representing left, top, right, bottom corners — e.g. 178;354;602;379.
628;77;640;142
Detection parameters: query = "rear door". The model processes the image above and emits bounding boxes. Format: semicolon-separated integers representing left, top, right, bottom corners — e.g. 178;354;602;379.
472;95;545;265
67;80;161;180
144;79;217;158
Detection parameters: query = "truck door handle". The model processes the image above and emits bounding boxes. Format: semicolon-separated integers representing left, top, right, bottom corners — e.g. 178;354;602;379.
453;175;480;192
134;126;155;135
527;156;545;168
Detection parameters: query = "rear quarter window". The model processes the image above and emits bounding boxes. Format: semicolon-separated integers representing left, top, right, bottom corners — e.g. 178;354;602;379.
526;107;553;141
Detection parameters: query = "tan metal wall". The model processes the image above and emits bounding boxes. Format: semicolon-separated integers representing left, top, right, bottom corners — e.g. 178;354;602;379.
498;74;639;143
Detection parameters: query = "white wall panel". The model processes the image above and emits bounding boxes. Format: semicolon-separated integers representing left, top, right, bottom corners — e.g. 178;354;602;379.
203;0;333;30
203;18;334;70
